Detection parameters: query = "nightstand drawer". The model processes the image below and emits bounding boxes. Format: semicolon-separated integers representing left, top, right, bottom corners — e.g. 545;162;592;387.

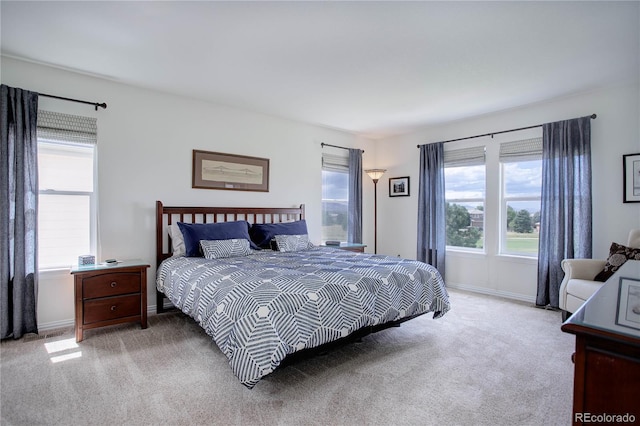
83;272;141;299
83;294;141;324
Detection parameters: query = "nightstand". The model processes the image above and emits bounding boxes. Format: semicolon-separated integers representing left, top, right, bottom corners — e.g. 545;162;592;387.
322;243;367;253
70;260;149;342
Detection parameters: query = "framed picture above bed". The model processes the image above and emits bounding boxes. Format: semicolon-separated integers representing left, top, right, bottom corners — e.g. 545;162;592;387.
192;150;270;192
389;176;410;197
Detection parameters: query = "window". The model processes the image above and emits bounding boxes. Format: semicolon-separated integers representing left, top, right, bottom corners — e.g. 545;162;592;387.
37;111;97;270
444;146;486;250
321;153;349;243
500;138;542;257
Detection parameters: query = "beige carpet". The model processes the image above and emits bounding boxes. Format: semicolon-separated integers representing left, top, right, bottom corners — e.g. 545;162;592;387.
0;289;575;426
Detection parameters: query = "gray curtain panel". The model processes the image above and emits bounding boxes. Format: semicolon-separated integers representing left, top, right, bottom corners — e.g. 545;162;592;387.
417;142;446;280
347;148;363;244
537;116;592;308
1;84;39;339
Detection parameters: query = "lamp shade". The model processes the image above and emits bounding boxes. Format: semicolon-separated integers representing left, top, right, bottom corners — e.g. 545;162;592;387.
365;169;386;181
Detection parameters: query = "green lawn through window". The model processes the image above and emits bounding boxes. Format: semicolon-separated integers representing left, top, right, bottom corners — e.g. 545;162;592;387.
505;233;539;254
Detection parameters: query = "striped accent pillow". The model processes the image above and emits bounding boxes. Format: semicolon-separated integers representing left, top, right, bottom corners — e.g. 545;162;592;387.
168;223;186;257
274;234;312;252
200;239;252;259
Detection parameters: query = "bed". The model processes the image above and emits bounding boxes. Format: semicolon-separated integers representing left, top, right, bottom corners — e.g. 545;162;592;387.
155;201;450;388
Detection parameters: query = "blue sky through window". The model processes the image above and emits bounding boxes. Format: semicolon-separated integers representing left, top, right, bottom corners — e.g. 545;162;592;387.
322;170;348;200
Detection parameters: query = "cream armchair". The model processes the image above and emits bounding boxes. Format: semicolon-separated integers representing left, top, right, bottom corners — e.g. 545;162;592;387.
560;229;640;321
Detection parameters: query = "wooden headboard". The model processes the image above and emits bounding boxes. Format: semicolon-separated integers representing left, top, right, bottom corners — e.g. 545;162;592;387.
155;200;305;313
155;200;305;267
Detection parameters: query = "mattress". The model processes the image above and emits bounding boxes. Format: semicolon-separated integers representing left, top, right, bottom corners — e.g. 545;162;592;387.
156;246;450;387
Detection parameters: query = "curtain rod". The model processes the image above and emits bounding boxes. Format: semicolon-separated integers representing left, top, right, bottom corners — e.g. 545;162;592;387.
39;92;107;111
416;113;597;148
321;142;364;153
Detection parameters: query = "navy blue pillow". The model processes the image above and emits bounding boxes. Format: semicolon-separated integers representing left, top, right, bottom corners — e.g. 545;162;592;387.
177;221;255;257
249;220;309;249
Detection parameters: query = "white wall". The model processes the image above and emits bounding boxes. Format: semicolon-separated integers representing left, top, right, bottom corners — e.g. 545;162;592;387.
3;55;639;327
1;56;377;329
375;81;640;302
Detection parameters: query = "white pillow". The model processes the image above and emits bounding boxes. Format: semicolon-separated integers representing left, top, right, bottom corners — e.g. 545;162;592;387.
274;234;312;252
168;223;186;257
200;239;252;259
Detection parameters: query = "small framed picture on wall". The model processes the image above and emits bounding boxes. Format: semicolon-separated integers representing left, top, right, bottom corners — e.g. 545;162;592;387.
623;153;640;203
616;277;640;330
389;176;410;197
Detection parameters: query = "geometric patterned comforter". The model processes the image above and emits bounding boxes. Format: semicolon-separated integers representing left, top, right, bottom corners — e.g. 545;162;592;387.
156;246;450;388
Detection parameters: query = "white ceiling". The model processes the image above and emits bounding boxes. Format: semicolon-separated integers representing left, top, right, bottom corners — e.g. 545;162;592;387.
1;1;638;139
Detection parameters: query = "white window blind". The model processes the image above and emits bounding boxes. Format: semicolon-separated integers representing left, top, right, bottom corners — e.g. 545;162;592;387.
37;110;97;146
444;146;486;167
499;138;542;163
322;152;349;172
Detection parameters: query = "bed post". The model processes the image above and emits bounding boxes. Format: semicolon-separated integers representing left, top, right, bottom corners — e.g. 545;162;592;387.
156;201;163;267
156;200;166;313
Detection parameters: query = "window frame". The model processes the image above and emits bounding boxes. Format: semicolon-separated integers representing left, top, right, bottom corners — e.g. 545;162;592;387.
498;138;542;258
321;153;349;243
36;112;98;271
444;146;486;253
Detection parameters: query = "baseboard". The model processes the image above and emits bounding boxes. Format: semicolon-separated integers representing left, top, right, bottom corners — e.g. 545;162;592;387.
447;282;536;304
37;318;74;332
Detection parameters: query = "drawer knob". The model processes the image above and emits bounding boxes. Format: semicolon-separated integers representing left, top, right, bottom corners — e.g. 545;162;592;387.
110;305;117;311
110;281;117;288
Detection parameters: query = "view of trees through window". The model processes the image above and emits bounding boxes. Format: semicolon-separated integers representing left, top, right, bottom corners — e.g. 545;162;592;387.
445;163;485;250
501;159;541;256
444;147;542;256
507;206;539;233
503;202;541;254
446;202;484;249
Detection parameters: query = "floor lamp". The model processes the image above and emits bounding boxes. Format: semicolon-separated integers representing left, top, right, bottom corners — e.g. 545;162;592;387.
365;169;386;254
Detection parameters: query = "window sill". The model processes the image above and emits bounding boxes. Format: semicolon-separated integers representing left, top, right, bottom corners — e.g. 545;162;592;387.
39;267;72;278
446;249;485;258
497;254;538;263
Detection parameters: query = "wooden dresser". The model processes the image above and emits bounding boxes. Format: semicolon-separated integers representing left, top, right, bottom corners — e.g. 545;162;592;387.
71;260;150;342
561;260;640;425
